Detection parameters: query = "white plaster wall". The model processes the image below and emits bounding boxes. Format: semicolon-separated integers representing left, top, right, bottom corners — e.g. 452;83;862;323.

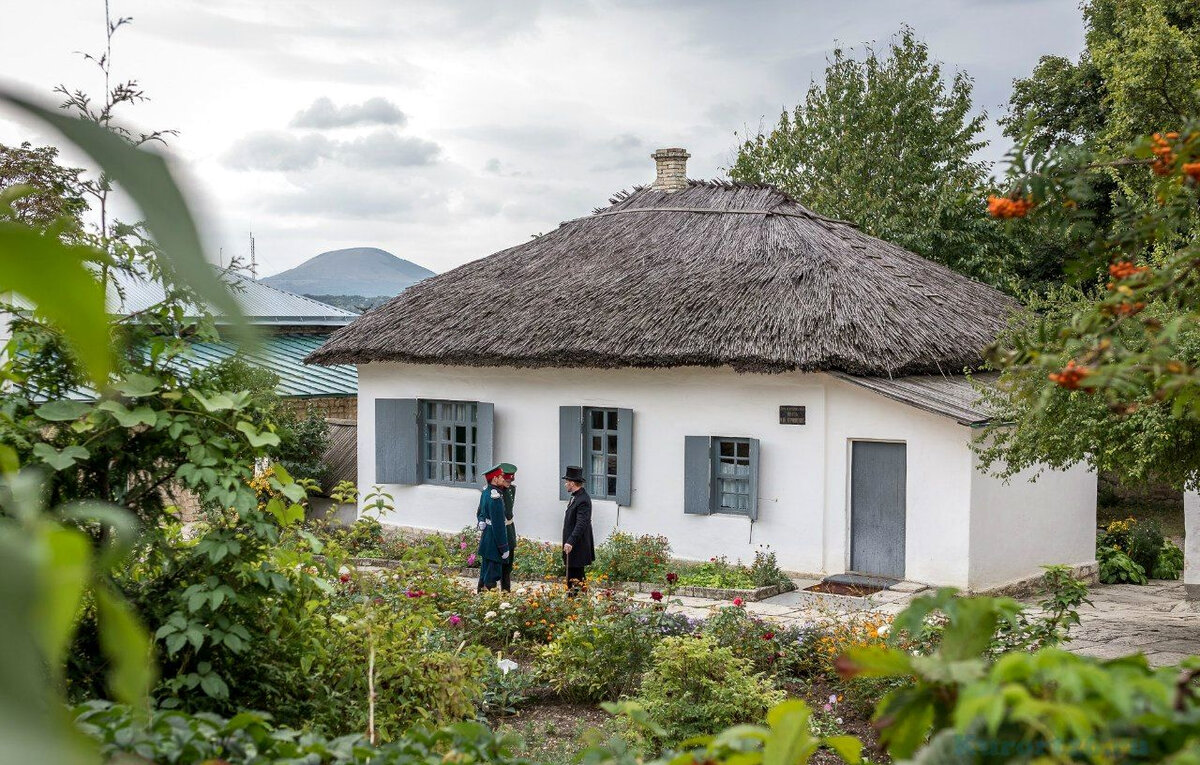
1184;491;1199;599
359;363;829;573
357;363;993;584
822;378;974;588
968;454;1097;591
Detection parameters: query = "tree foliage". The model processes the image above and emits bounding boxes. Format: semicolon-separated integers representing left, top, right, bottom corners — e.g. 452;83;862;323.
731;27;1042;291
0;142;88;232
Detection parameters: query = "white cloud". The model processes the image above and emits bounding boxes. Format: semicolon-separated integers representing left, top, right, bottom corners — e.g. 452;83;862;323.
289;96;408;129
223;130;440;172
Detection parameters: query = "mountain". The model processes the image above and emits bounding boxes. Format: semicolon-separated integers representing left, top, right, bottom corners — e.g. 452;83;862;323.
261;247;436;298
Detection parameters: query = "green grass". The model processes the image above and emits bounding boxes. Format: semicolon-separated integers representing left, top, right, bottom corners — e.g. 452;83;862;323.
1098;503;1185;539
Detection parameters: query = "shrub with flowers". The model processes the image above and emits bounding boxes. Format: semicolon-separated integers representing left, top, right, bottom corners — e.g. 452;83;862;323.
701;605;816;678
594;531;671;583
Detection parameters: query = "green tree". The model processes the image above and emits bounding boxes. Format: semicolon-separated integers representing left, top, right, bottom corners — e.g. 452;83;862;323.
0;142;87;232
731;27;1031;290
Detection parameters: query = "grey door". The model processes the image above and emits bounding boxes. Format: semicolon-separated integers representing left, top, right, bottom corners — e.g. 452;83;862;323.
849;441;907;579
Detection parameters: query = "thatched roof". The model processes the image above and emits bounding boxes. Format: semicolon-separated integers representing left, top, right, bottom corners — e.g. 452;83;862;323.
307;181;1019;375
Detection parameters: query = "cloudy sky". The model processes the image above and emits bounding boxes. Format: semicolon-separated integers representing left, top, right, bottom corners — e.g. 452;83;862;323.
1;1;1086;277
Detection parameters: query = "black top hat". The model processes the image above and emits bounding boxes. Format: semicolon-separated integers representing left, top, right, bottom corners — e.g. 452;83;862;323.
561;465;586;482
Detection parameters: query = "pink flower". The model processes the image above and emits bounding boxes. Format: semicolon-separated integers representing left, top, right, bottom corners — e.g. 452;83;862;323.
449;614;462;626
460;541;467;549
733;597;744;607
650;591;663;602
468;553;477;566
405;589;425;598
823;702;833;712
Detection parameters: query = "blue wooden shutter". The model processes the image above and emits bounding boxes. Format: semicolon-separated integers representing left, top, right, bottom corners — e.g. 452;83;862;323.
559;406;583;500
747;438;761;521
615;408;633;506
474;402;495;485
683;436;712;515
376;398;419;484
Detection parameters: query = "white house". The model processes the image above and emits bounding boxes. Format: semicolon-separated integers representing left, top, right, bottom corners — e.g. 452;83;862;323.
308;148;1097;592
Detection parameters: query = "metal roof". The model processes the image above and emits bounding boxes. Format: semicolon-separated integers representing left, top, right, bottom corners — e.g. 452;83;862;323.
106;268;358;326
830;372;996;426
169;334;357;397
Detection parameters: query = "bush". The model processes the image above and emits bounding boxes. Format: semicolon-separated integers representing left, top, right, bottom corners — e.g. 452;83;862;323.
749;546;792;588
1126;519;1165;575
633;635;784;748
701;604;789;676
537;613;660;702
74;700;533;765
1098;545;1148;584
677;555;756;589
1152;539;1184;580
594;531;671;583
315;604;489;741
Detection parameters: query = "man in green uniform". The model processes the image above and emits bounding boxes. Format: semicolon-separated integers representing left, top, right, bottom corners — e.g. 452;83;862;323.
476;462;517;592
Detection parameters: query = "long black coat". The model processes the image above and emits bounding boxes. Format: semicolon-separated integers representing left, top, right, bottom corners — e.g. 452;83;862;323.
562;487;595;567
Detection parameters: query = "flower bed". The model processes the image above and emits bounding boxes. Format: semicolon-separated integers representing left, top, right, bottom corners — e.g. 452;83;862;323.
340;558;793;601
319;522;797;600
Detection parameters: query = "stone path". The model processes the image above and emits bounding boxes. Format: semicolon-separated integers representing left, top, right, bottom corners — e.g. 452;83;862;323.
1048;580;1199;666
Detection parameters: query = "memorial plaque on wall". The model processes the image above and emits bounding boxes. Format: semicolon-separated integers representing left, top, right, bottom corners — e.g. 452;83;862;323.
779;405;806;425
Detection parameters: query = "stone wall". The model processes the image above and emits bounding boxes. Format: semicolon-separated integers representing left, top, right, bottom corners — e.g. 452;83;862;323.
283;396;357;420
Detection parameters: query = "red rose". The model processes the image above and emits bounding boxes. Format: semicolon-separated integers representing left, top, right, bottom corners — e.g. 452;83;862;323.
339;573;351;583
666;572;678;584
762;631;775;640
733;597;744;607
650;591;663;602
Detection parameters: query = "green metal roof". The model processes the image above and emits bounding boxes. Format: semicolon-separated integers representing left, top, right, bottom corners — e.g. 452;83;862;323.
177;334;356;398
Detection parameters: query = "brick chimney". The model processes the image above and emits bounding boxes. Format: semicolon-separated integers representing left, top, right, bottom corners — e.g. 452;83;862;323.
651;147;690;192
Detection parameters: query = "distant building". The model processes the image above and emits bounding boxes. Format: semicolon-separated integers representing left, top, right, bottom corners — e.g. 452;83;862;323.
311;146;1094;592
108;268;360;420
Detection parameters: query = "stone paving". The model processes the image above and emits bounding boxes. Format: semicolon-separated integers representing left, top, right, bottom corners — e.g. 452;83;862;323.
1048;580;1199;666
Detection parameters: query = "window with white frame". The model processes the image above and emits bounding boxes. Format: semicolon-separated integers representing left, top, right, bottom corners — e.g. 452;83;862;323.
423;400;479;485
683;435;760;519
713;437;753;513
586;408;620;499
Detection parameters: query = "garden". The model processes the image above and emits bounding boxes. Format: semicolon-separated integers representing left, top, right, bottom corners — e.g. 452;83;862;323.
5;2;1200;761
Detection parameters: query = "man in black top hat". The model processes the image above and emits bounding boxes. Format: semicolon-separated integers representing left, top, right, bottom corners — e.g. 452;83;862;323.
561;465;594;596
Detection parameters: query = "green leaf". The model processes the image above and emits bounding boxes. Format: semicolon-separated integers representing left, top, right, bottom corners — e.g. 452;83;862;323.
34;400;92;422
839;645;914;679
190;390;236;412
97;400;158;428
266;498;304;528
31;443;89;471
236;420;280;448
199;671;229;699
94;584;155;706
0;226;111;385
823;735;863;763
0;92;247;331
32;526;91;677
110;373;160;398
0;445;17;476
763;700;819;765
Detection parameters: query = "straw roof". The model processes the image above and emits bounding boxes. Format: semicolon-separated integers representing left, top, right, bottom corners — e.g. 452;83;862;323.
307;181;1019;375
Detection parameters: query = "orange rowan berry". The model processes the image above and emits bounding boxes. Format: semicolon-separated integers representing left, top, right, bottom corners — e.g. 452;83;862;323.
1048;360;1091;390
